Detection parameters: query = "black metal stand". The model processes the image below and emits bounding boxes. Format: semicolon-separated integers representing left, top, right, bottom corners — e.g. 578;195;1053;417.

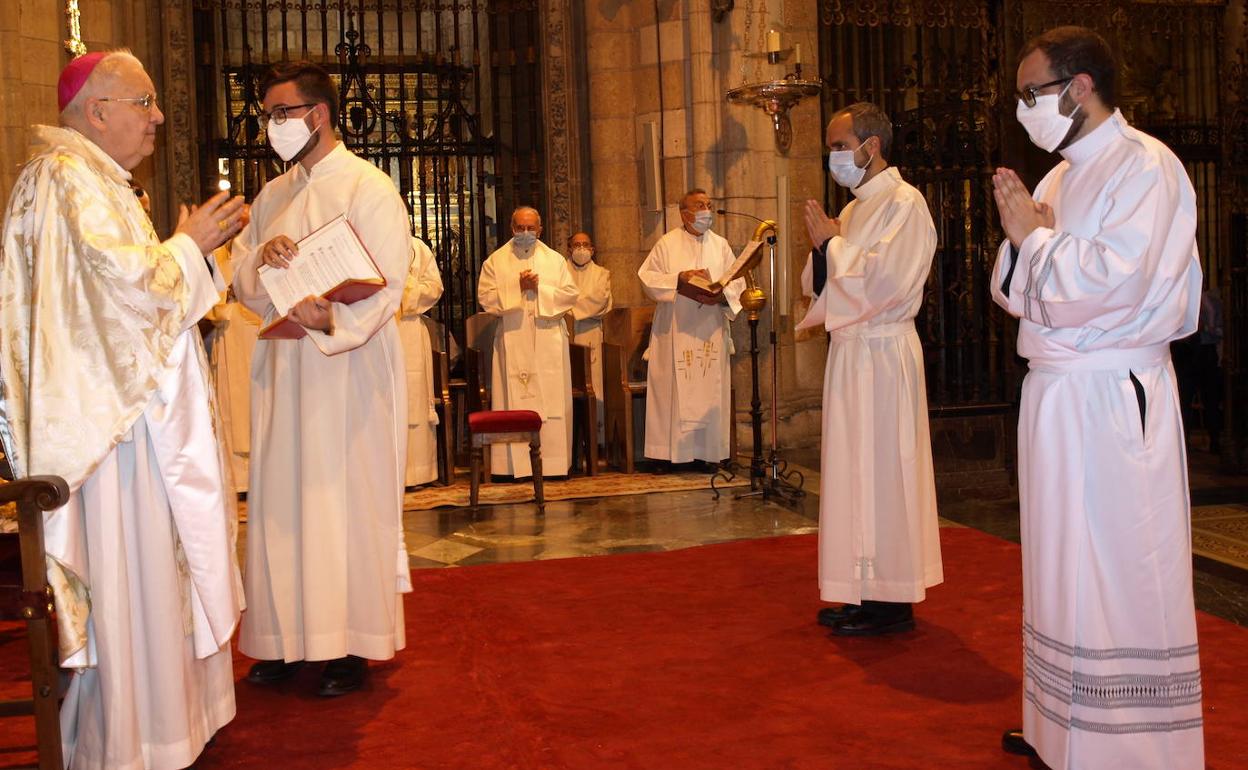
710;233;805;505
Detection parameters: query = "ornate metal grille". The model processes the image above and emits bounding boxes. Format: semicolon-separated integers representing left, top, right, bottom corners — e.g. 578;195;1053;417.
818;3;1018;410
818;0;1245;431
190;0;545;350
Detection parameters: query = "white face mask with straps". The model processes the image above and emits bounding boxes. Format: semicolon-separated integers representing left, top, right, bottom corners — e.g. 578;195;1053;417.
1016;79;1080;153
827;141;873;189
267;112;321;162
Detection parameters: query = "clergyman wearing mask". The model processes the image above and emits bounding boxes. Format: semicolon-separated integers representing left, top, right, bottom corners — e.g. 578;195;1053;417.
231;60;415;698
797;101;943;640
477;207;581;477
566;232;614;443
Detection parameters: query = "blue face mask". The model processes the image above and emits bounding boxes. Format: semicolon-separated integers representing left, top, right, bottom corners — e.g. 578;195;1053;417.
513;231;537;249
692;210;713;234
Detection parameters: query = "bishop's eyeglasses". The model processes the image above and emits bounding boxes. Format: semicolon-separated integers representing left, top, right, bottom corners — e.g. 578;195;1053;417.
97;93;157;111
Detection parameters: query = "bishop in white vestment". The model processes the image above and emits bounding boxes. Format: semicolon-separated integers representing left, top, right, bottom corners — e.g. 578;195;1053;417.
477;207;580;477
567;231;614;441
638;190;744;465
992;28;1203;770
398;237;445;486
0;52;245;769
233;63;410;696
798;104;942;636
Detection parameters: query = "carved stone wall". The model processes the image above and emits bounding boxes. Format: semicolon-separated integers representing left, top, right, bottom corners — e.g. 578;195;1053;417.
540;0;590;253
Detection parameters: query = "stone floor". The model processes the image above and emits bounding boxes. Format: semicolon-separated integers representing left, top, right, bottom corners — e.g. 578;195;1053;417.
394;445;1248;629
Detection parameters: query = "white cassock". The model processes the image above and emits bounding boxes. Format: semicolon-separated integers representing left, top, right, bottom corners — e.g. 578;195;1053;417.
991;111;1204;770
569;258;613;442
478;238;579;477
0;125;241;770
397;237;444;486
638;227;744;463
797;166;943;604
205;244;261;495
233;142;411;663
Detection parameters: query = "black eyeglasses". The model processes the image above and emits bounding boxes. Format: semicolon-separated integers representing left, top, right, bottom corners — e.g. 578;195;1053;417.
1017;77;1072;108
98;93;157;111
261;103;317;124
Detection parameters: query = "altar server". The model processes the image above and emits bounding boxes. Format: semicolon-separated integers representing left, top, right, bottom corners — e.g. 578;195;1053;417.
567;231;614;439
233;60;411;697
638;189;744;467
398;236;444;486
0;50;245;768
798;102;942;637
477;206;580;477
205;206;261;494
992;26;1204;770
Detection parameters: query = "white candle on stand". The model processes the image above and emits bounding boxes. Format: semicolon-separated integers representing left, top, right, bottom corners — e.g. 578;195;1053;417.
794;43;802;66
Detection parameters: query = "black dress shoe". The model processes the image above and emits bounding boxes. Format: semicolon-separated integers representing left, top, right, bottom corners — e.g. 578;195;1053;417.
318;655;367;697
1002;729;1038;757
816;604;864;628
246;659;305;684
830;614;916;636
828;602;916;636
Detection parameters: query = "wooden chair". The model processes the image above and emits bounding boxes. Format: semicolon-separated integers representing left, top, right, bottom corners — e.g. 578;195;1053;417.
602;306;655;473
564;316;598;477
422;317;455;486
0;466;70;770
466;410;545;512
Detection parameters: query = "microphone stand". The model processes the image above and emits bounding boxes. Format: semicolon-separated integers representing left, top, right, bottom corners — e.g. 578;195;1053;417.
711;209;805;505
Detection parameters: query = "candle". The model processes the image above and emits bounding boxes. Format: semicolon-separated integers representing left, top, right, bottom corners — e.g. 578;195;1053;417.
767;29;781;53
794;42;802;65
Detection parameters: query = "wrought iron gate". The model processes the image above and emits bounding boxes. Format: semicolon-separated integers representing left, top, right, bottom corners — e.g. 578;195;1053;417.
190;0;545;350
818;2;1017;411
818;1;1246;447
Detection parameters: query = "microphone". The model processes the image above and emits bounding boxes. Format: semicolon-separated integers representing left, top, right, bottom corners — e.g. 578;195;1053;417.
716;208;764;223
716;209;778;242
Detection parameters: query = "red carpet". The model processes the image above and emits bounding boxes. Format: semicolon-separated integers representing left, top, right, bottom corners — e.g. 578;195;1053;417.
3;528;1247;768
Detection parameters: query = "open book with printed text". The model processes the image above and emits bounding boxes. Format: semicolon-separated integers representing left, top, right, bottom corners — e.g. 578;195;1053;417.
257;214;385;339
680;239;764;298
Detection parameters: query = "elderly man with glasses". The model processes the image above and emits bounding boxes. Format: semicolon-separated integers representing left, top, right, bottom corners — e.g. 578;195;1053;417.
0;50;246;768
638;189;745;472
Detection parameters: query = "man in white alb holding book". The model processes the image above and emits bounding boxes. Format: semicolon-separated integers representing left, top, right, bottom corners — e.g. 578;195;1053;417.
638;189;745;470
232;61;412;697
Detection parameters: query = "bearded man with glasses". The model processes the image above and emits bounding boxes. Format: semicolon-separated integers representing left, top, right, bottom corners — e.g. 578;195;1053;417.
0;49;246;768
232;60;414;699
991;26;1205;770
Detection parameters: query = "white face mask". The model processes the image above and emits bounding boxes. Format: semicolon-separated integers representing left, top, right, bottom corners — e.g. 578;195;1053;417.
570;247;593;266
827;144;871;189
1016;81;1080;153
691;210;713;234
513;231;537;249
267;111;320;162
